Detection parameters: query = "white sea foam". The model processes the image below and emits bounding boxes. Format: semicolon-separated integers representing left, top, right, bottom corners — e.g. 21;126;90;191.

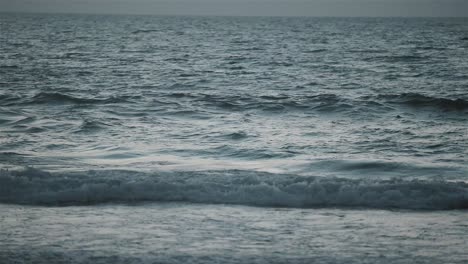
1;168;467;210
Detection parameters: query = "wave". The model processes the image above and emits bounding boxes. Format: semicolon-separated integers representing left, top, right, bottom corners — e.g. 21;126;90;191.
131;29;159;34
195;145;295;159
1;168;467;210
4;92;142;106
364;54;428;63
304;48;327;53
0;65;20;69
8;90;467;116
156;91;468;116
378;93;468;111
224;131;249;140
161;92;353;113
28;92;125;105
74;119;110;133
0;94;23;106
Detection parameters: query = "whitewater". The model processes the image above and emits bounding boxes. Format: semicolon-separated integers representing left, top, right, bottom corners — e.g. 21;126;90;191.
1;14;467;263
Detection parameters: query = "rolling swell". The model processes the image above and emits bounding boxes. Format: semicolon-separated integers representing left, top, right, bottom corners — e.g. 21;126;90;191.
1;168;467;210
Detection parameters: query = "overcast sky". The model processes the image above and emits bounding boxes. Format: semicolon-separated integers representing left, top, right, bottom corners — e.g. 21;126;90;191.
1;0;467;17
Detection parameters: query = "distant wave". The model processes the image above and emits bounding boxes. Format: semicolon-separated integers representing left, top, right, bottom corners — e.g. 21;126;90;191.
74;119;110;133
364;54;428;63
33;92;92;104
379;93;468;111
0;65;20;69
158;91;468;115
161;92;353;113
4;91;467;119
304;48;327;53
29;92;131;105
1;168;467;210
0;92;141;106
131;29;159;34
0;94;22;106
223;131;249;140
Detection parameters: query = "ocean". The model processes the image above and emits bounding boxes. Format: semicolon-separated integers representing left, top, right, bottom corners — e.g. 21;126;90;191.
0;13;467;263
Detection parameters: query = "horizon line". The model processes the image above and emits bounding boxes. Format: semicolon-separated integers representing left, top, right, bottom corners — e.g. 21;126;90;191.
1;11;468;19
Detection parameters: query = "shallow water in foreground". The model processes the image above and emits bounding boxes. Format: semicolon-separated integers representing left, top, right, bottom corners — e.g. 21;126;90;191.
1;203;467;264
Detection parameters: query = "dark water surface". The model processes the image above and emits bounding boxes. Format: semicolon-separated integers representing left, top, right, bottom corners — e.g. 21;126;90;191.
1;13;468;264
1;14;468;208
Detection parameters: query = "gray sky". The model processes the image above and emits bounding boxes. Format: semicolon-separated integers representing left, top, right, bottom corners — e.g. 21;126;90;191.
1;0;467;17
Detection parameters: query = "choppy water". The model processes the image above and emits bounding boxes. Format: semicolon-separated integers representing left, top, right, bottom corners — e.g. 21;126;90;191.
1;13;468;263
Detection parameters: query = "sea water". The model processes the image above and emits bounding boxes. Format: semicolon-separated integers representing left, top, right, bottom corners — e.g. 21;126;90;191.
0;14;467;263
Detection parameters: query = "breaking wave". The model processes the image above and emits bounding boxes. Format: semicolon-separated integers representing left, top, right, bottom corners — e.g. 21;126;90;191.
1;168;467;210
